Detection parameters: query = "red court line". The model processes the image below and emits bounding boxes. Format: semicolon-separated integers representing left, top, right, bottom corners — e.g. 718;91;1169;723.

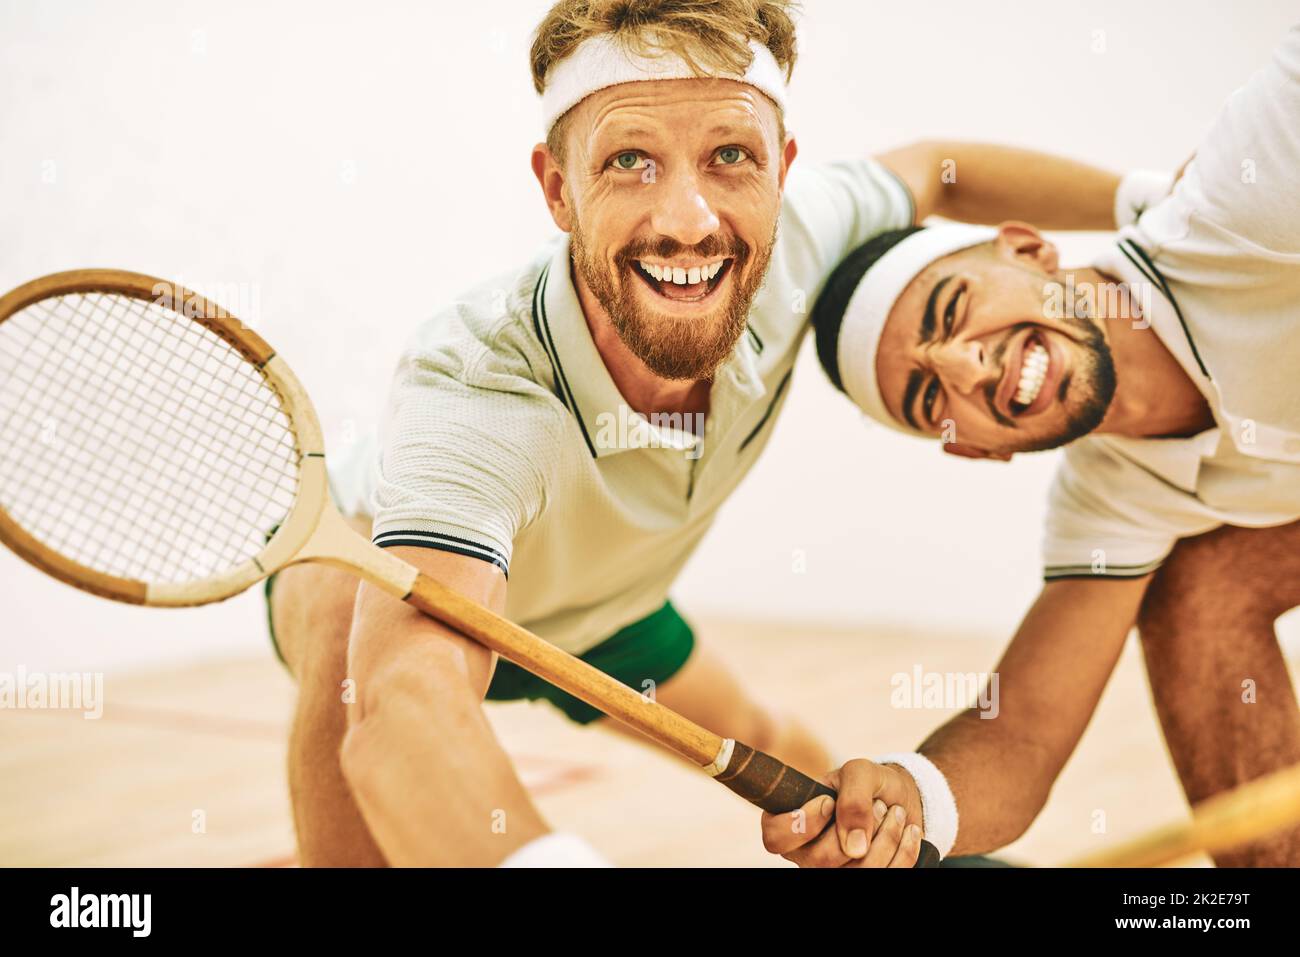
2;701;283;741
19;702;604;790
515;757;603;796
16;699;603;866
91;704;604;793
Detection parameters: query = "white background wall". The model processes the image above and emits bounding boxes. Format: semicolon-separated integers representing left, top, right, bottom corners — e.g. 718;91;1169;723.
2;0;1297;671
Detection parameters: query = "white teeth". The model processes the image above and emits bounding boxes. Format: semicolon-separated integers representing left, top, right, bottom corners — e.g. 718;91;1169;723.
1013;343;1049;407
637;259;726;285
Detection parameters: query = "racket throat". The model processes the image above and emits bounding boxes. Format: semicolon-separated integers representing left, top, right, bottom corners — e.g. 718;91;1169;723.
286;500;417;600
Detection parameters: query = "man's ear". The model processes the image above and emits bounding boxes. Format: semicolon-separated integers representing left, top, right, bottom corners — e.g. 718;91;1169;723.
531;143;572;232
942;440;1013;463
777;132;798;190
993;221;1059;274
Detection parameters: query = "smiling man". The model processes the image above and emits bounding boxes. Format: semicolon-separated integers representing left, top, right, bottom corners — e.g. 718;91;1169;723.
769;25;1300;868
270;0;1134;867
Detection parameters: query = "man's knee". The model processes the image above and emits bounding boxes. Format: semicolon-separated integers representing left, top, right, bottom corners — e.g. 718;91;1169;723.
272;563;361;682
1138;523;1299;644
722;699;781;754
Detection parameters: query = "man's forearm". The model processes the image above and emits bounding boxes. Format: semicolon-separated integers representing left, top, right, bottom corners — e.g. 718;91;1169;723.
912;578;1151;857
918;710;1060;855
882;141;1121;229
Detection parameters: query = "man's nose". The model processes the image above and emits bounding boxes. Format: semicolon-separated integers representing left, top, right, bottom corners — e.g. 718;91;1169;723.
930;339;993;395
649;170;720;247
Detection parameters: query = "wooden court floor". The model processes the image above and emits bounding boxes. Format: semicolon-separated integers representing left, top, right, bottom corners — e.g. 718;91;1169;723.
7;616;1285;867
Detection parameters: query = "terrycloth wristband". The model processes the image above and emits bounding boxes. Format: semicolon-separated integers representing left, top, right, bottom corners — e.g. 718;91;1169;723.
1115;169;1174;227
498;832;612;868
873;752;959;858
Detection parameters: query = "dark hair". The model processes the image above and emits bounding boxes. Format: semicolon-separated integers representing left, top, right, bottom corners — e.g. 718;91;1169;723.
811;226;925;393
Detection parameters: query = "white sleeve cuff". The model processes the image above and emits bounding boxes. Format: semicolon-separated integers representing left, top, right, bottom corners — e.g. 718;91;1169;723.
1114;168;1174;227
873;752;959;858
498;833;612;868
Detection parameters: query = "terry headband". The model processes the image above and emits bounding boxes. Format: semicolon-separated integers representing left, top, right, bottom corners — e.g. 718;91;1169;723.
836;224;998;435
540;33;788;135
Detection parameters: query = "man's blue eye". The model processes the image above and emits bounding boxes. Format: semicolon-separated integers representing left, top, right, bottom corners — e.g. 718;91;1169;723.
614;152;642;170
716;147;745;164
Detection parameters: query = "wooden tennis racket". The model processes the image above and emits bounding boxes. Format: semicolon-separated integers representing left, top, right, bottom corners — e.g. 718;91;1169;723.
0;269;939;868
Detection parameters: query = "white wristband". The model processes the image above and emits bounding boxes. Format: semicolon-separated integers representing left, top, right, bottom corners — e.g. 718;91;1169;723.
1114;168;1174;228
873;752;959;858
498;832;612;868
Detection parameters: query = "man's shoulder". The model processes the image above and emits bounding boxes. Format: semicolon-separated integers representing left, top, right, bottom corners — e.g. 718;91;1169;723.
778;159;913;235
1138;27;1300;259
401;241;560;393
747;163;848;349
752;159;913;347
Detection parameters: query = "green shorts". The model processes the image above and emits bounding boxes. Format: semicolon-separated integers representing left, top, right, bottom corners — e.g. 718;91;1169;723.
265;571;289;667
266;575;694;726
485;601;696;724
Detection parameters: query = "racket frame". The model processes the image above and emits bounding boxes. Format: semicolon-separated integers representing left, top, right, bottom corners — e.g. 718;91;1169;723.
0;269;415;608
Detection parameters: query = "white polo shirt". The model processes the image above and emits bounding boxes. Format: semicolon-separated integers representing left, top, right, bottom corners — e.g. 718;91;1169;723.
1043;24;1300;580
333;159;913;652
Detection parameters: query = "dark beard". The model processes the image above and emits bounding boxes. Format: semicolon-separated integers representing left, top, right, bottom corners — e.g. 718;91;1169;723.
571;224;775;380
1015;311;1117;454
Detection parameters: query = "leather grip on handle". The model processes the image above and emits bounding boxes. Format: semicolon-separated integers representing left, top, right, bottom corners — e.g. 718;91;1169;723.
715;741;941;868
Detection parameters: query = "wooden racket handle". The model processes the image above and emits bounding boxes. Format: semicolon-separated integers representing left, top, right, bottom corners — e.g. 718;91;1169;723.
404;572;720;764
716;741;940;868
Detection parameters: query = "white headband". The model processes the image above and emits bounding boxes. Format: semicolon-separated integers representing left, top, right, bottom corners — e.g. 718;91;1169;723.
540;33;788;135
837;224;998;435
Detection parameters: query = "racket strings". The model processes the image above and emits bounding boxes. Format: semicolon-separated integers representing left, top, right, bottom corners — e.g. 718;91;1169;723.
0;291;301;586
2;292;297;581
2;294;266;577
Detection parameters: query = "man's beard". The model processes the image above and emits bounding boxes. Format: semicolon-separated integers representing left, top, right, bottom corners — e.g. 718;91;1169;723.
1014;309;1118;454
571;223;776;380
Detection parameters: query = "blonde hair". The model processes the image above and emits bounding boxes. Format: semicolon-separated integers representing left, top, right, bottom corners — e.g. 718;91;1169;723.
533;0;799;157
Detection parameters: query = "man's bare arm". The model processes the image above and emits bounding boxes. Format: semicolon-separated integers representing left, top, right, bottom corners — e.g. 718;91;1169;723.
339;546;550;867
922;575;1152;855
762;576;1154;866
878;141;1122;229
